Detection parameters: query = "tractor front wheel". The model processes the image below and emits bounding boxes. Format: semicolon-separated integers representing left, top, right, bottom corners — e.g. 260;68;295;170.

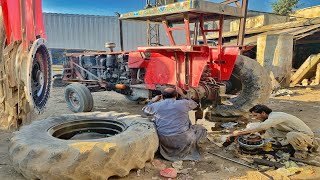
65;83;94;113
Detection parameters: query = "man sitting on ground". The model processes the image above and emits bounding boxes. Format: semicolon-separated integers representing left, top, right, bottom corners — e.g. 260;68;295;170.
143;87;207;161
232;104;318;159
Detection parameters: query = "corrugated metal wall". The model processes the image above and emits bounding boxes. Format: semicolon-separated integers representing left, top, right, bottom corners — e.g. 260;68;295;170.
43;13;184;51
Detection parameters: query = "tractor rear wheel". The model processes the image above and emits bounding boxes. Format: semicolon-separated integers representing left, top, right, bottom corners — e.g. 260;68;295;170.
9;112;159;180
0;9;51;129
212;55;271;117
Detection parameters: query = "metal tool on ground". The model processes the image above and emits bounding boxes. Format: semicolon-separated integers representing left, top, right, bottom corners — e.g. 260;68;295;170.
208;152;257;170
253;158;284;169
208;152;275;180
289;157;320;167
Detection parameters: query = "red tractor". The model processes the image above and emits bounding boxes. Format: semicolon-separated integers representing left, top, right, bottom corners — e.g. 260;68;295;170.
0;0;51;129
62;0;271;118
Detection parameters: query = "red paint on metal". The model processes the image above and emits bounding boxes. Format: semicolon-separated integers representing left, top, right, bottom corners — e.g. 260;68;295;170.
138;45;205;53
210;46;239;81
184;13;191;46
143;46;210;88
128;52;149;68
25;0;36;44
168;27;185;31
162;20;176;45
2;0;22;43
1;0;45;45
199;15;206;45
1;0;10;43
144;52;176;85
34;0;46;38
145;84;156;89
162;13;191;46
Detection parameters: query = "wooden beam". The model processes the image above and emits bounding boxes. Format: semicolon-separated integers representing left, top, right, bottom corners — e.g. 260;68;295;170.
223;24;320;46
295;40;320;45
290;53;320;86
237;0;248;47
204;17;320;40
314;63;320;85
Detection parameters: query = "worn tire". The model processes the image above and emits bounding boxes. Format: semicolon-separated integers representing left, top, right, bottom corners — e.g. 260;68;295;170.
213;55;271;117
9;112;159;180
65;83;93;112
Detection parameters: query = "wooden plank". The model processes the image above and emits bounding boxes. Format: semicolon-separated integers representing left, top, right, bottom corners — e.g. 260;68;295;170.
204;17;320;39
224;24;320;46
315;63;320;85
290;53;320;86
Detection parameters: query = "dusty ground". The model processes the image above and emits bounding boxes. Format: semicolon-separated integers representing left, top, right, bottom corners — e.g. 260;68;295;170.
0;85;320;180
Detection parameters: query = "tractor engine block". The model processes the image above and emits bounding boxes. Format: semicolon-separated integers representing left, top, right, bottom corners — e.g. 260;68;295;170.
71;54;131;85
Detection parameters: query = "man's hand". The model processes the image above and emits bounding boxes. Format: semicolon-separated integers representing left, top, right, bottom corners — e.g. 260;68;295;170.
176;86;184;95
232;130;242;137
225;131;241;142
151;95;162;102
231;130;252;137
176;86;187;98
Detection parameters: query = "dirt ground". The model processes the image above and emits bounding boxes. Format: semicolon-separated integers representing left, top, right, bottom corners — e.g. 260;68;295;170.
0;85;320;180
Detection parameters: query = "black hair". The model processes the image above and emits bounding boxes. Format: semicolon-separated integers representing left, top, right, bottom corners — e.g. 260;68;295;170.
162;88;177;99
249;104;272;114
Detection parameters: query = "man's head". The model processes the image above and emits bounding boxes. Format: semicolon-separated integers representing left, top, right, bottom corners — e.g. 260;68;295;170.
162;87;178;99
249;104;272;121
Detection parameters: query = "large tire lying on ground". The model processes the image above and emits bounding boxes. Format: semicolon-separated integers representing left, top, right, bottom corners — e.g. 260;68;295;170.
9;111;159;180
212;55;272;117
65;83;94;112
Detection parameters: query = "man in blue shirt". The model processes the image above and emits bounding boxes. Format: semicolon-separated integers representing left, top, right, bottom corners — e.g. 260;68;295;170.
143;87;207;161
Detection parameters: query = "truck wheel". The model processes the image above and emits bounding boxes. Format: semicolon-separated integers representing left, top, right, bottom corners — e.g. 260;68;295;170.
213;55;271;117
65;83;93;112
9;112;159;180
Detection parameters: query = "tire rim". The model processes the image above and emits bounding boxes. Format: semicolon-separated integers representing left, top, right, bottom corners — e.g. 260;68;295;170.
31;45;50;109
222;73;243;105
68;91;81;109
20;38;52;114
224;74;242;95
48;119;127;140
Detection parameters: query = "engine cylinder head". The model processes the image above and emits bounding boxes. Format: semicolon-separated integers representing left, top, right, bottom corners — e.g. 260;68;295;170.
106;55;116;67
